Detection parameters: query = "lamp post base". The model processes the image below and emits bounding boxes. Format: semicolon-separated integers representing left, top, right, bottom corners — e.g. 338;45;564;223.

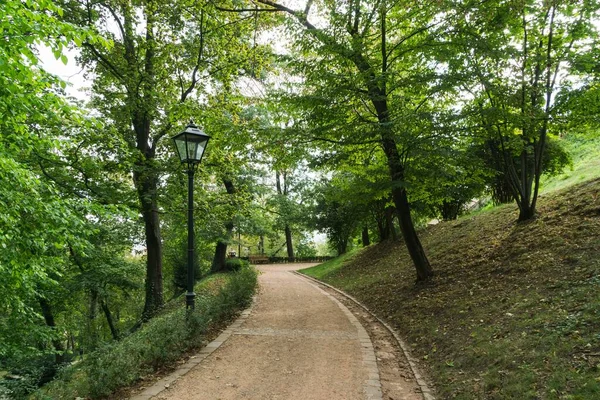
186;292;196;309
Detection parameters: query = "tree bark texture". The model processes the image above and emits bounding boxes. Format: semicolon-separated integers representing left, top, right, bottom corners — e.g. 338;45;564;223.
211;179;236;272
135;165;164;320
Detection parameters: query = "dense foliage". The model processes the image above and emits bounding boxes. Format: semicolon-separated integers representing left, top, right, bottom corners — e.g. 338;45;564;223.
1;0;598;397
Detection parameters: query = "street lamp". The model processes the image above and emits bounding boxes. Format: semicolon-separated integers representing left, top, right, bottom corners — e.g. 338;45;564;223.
172;121;210;310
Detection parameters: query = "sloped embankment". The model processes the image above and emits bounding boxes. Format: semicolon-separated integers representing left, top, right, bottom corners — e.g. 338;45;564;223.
302;178;600;399
32;268;257;399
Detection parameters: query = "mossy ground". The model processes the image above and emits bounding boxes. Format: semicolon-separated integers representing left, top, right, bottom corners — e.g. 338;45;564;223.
302;178;600;399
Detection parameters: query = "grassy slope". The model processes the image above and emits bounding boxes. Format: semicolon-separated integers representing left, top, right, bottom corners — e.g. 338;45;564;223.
301;179;600;399
540;132;600;194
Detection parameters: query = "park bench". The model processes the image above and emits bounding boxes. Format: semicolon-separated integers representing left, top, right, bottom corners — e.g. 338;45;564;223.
249;254;270;264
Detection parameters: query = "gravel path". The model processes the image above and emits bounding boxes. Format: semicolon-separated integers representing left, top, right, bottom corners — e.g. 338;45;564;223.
137;264;407;400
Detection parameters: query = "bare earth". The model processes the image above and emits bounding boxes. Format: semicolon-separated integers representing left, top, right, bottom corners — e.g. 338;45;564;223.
151;264;423;400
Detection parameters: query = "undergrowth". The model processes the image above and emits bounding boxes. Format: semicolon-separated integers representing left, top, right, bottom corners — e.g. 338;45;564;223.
301;178;600;399
32;267;257;399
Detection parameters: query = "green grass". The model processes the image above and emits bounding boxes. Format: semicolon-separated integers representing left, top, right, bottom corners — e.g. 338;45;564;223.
32;267;258;399
301;178;600;399
300;248;360;279
541;131;600;194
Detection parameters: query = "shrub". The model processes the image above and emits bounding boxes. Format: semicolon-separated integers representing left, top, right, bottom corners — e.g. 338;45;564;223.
223;258;249;272
33;268;258;399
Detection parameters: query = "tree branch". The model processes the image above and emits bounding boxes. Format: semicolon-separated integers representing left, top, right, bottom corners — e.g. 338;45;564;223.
83;42;126;83
304;0;314;16
180;8;205;102
99;3;126;41
253;0;318;30
213;5;279;12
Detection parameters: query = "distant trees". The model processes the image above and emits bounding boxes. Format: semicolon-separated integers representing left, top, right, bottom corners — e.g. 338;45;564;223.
312;176;364;255
221;0;599;274
232;0;445;280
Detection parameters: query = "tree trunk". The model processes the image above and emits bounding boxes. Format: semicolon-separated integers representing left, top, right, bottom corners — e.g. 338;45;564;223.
285;224;294;259
211;222;233;272
338;240;348;255
39;297;64;366
381;134;433;281
100;299;119;340
376;217;389;242
276;171;294;260
362;225;370;246
518;202;536;222
212;179;236;272
135;165;164;320
440;200;461;221
123;6;163;321
88;289;99;350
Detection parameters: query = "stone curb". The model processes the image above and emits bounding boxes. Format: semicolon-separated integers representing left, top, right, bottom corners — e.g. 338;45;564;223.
296;275;383;400
129;297;257;400
293;271;436;400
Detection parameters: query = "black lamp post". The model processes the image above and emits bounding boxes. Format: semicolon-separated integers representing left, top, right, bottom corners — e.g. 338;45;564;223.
172;121;210;310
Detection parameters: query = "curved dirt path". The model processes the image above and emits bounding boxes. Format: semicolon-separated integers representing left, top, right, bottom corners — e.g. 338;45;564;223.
140;264;402;400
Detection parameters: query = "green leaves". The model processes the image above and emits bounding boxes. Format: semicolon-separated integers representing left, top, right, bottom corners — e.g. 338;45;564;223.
0;0;122;364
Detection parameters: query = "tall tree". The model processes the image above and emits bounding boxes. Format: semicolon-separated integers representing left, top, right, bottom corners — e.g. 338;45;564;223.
275;170;295;258
452;0;599;220
211;179;237;272
227;0;444;280
63;0;260;317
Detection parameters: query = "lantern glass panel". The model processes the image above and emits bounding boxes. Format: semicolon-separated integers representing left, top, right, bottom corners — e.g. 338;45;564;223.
185;134;208;161
174;136;188;162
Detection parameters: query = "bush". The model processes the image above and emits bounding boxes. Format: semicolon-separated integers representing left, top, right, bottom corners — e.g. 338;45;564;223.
0;353;63;399
33;268;258;399
223;258;249;272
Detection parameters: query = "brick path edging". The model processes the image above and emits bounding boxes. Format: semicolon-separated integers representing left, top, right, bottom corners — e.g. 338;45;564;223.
129;297;257;400
293;271;436;400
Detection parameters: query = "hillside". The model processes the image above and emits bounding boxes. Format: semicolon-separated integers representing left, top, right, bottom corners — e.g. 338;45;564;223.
301;178;600;399
540;131;600;194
